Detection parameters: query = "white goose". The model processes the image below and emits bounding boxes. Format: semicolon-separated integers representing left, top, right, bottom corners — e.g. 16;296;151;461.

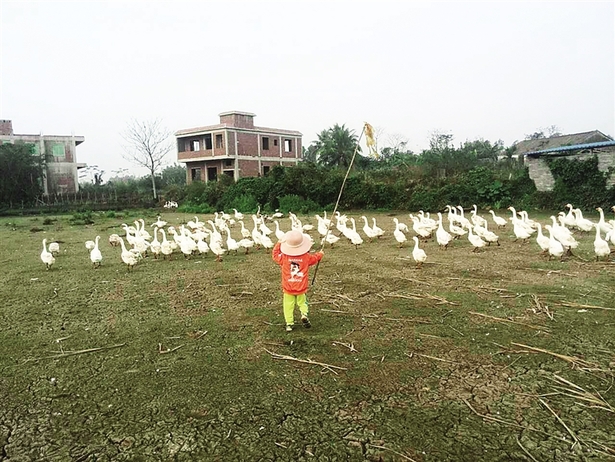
371;218;385;238
260;231;275;250
572;208;594;232
119;237;139;270
159;229;174;260
274;220;286;241
535;223;550;255
150;228;162;259
90;236;103;268
435;212;453;250
489;210;507;229
109;234;122;247
239;220;251;239
321;232;340;247
361;216;379;242
510;217;533;242
152;215;167;228
507;207;534;236
596;207;613;235
470;205;488;227
259;220;273;236
411;216;432;240
393;217;409;233
563;204;577;228
466;225;486;252
545;225;564;261
233;208;244;221
226;229;240;254
85;239;96;252
449;219;467;239
209;233;226;261
197;236;210;255
238;238;254;254
48;242;60;255
411;236;427;268
479;222;500;246
550;216;579;255
393;221;407;248
41;239;55;270
593;224;611;261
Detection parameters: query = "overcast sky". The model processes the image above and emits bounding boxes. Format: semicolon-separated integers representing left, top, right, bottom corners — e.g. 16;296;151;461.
1;1;613;180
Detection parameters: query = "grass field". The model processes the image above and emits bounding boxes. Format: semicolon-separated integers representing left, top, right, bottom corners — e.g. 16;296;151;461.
1;208;614;461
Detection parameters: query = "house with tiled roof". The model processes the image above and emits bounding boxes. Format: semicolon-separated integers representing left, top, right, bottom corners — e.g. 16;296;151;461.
175;111;302;183
513;130;615;191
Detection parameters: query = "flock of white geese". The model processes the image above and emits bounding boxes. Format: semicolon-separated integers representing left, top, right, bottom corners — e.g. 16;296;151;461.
39;204;615;270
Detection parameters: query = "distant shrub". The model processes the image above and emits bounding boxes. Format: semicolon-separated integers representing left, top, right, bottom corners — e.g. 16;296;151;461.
278;195;320;214
70;210;94;225
105;210;116;218
177;203;215;214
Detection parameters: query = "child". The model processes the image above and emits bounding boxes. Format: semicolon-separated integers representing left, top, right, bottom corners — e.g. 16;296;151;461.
272;229;324;332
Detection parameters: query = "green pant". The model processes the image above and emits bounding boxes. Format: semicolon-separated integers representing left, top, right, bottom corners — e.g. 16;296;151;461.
283;292;308;326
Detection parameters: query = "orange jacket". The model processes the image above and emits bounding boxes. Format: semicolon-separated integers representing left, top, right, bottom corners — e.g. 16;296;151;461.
272;242;323;295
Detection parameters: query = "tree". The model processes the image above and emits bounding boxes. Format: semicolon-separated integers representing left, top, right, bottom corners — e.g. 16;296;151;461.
314;124;361;169
525;125;562;140
121;118;173;200
0;142;45;206
161;163;187;186
302;145;318;163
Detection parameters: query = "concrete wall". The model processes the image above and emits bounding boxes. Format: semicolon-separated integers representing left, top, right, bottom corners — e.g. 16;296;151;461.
526;148;615;191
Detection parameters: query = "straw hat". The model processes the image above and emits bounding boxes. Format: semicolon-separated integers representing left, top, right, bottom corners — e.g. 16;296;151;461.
280;230;312;256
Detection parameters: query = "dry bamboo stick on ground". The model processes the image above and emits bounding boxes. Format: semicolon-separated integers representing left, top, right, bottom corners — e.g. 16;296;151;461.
539;398;581;449
264;349;347;374
511;342;600;370
516;436;539;462
551;374;614;413
332;341;358;353
407;352;457;364
399;276;431;286
469;312;550;332
557;302;615;312
24;343;126;362
368;444;417;462
463;399;569;443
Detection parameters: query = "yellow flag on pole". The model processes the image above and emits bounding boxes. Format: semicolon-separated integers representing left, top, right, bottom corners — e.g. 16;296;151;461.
364;122;378;158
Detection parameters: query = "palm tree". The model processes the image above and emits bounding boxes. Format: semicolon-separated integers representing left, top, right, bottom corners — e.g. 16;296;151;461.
315;124;361;169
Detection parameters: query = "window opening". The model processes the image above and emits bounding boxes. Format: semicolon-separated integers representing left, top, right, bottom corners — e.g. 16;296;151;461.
262;137;269;150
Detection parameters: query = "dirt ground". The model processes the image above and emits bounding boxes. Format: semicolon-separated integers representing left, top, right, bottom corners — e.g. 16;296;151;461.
1;209;614;461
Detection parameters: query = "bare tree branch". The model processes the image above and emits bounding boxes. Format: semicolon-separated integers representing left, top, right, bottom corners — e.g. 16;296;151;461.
121;118;173;199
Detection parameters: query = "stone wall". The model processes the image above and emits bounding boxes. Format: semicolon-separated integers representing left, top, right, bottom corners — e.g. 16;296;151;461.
525;148;615;191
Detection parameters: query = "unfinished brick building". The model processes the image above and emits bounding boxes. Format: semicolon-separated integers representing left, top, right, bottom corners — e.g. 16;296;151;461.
175;111;302;183
0;119;86;194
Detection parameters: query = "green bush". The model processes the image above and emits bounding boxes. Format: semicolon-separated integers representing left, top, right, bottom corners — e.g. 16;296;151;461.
177;202;215;214
70;210;94;225
278;195;320;214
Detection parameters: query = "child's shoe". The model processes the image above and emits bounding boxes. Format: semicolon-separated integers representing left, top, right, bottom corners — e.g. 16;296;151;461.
301;315;311;328
285;324;293;332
